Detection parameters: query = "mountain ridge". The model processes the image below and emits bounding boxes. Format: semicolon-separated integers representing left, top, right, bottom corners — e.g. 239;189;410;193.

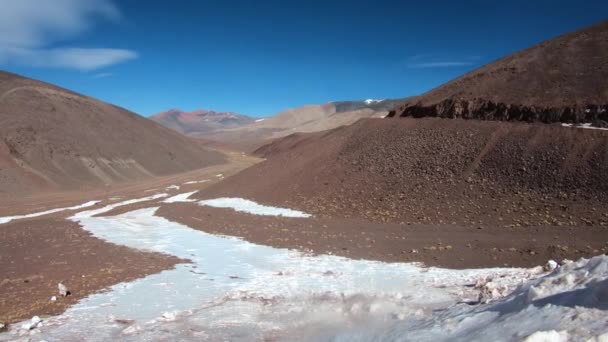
389;19;608;124
0;71;225;194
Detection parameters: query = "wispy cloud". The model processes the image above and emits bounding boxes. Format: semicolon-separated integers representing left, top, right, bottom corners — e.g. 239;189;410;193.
406;54;481;69
92;72;114;78
408;61;475;68
0;0;137;71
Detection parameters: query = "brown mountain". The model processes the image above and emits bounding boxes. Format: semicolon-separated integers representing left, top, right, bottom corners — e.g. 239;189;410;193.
150;109;255;136
389;20;608;124
0;71;225;194
201;118;608;228
199;22;608;229
202;98;407;150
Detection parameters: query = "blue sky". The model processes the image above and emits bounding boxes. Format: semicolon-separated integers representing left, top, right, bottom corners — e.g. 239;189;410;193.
0;0;606;117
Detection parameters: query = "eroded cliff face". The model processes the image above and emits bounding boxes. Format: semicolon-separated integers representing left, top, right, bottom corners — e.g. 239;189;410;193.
388;99;608;125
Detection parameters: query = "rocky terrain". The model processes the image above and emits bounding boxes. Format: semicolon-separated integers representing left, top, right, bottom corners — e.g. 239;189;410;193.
0;71;225;195
202;118;608;229
389;20;608;124
150;109;255;136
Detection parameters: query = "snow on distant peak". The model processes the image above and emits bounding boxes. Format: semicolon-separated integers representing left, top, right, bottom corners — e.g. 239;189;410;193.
255;118;266;122
364;99;384;105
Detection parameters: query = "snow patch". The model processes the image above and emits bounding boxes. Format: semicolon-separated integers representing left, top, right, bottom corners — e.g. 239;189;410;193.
0;200;99;225
199;197;312;217
70;194;167;219
255;118;265;122
183;180;209;185
561;123;608;131
8;206;541;341
364;99;384;105
165;185;180;190
6;203;608;341
162;192;197;204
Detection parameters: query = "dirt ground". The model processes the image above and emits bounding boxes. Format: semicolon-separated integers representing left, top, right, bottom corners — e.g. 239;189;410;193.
0;218;183;324
157;203;608;269
0;152;260;325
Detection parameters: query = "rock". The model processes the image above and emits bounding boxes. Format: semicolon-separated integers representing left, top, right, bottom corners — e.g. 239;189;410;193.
58;282;70;297
0;323;5;332
21;316;42;331
523;330;569;342
161;312;176;322
544;260;559;272
50;296;57;302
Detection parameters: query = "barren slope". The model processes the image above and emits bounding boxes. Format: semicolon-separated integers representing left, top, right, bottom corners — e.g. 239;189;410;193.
390;20;608;123
0;71;225;194
201;118;608;228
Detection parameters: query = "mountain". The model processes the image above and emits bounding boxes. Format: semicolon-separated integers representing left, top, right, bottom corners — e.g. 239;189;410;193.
0;71;225;194
389;20;608;123
200;118;608;227
150;109;255;136
198;21;608;228
202;98;407;150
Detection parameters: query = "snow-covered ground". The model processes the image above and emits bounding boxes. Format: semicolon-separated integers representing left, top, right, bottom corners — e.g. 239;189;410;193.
1;194;607;341
162;191;198;204
0;200;99;225
183;180;209;185
561;123;608;131
199;197;312;218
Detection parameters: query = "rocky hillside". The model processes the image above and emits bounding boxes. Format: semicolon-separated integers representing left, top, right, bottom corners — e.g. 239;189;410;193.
201;118;608;228
0;71;225;194
389;20;608;124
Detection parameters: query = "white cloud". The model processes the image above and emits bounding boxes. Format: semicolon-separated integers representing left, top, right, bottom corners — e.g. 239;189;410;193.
0;47;137;71
92;72;114;78
0;0;137;71
406;54;481;69
409;61;475;68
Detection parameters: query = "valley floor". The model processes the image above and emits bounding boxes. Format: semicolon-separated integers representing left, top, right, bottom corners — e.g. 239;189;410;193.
0;151;259;324
0;150;606;340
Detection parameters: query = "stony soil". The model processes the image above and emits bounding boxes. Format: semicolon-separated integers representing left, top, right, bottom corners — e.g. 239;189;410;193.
202;118;608;229
0;154;259;325
0;218;184;325
158;203;608;269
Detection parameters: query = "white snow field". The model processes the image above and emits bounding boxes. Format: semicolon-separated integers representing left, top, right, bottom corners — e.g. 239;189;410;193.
0;200;99;225
1;195;607;341
199;197;312;217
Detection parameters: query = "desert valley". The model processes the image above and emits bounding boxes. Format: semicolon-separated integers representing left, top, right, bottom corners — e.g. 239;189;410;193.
0;5;607;342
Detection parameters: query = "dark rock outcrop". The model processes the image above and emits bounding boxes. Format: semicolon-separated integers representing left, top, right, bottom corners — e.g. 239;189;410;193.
389;100;608;124
389;20;608;126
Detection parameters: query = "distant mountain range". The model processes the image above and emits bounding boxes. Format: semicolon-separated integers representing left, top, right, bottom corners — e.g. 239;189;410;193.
150;109;256;135
152;98;408;150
